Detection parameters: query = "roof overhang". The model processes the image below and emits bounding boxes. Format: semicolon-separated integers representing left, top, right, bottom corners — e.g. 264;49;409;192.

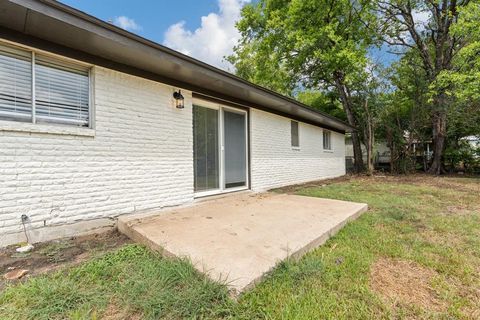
0;0;354;133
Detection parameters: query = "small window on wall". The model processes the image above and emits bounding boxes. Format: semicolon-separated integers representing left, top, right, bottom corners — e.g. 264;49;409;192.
0;42;91;127
323;130;332;150
291;120;299;148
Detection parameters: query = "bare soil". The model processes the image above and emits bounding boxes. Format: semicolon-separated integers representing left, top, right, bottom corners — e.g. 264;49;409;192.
101;300;142;320
274;174;354;193
0;230;131;291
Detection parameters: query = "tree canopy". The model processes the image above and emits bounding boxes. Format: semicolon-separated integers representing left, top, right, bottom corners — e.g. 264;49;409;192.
229;0;480;174
229;0;379;172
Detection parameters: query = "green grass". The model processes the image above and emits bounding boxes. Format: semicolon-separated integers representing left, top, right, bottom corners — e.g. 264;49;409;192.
258;176;480;319
1;176;479;319
0;245;237;319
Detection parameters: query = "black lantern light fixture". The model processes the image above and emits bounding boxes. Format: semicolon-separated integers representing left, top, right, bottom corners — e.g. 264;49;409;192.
173;90;185;109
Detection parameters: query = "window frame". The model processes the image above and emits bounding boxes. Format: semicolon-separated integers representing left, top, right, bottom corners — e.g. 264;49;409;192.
0;40;93;129
291;120;300;149
323;129;333;151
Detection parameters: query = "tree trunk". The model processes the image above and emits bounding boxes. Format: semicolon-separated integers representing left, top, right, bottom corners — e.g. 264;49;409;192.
366;132;374;175
428;109;447;175
386;128;394;173
363;99;374;175
333;73;364;173
351;132;364;173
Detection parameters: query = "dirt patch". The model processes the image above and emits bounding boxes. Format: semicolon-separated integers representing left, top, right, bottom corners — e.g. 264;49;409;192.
274;174;354;193
384;174;480;194
0;230;131;291
449;277;480;319
272;173;479;197
420;229;464;247
425;177;480;193
442;204;480;216
101;301;142;320
370;257;446;313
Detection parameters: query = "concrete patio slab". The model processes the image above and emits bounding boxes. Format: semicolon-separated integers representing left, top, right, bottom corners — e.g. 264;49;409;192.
118;192;367;294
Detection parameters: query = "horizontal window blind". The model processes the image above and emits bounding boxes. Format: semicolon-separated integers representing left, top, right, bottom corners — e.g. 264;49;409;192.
35;55;89;126
323;131;332;150
0;45;32;121
291;121;299;147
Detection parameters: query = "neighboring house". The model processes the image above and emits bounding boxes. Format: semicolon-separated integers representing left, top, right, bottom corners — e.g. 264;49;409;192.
345;134;369;170
463;136;480;150
0;0;352;247
345;134;433;171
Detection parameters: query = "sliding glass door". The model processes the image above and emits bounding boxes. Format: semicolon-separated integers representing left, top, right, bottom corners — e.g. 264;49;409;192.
193;105;219;192
223;109;247;189
193;101;248;195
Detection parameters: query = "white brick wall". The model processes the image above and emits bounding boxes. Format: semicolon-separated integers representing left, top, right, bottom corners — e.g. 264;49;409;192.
0;63;346;247
250;109;346;191
0;67;194;246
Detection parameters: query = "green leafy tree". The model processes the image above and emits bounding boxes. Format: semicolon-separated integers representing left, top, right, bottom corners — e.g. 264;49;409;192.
355;62;388;174
435;1;480;149
376;0;472;174
382;43;479;173
296;91;347;122
377;50;431;173
436;1;480;103
228;0;378;173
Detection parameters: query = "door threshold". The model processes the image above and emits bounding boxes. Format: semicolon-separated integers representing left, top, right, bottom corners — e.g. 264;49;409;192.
194;188;251;201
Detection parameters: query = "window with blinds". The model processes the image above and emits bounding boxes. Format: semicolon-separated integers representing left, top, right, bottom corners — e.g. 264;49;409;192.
323;130;332;150
0;45;32;122
291;120;299;147
35;55;89;126
0;43;90;127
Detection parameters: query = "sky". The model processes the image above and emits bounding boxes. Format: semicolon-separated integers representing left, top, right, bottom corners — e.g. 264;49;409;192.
59;0;405;71
60;0;249;71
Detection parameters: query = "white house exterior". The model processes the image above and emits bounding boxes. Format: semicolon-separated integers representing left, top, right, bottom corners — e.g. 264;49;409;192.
250;110;345;190
0;0;351;247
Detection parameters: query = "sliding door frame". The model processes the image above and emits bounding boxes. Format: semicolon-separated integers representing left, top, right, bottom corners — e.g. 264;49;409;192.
221;105;249;193
193;98;249;198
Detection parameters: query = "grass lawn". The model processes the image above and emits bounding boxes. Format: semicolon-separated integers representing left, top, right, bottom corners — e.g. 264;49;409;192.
1;175;479;319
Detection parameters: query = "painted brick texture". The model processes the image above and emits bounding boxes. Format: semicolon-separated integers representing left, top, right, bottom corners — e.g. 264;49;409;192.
0;64;346;247
250;109;346;191
0;67;194;244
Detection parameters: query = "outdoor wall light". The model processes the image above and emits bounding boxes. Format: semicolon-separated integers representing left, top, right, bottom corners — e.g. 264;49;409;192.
173;90;185;109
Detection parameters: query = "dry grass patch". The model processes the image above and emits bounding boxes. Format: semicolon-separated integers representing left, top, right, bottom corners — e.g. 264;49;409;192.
101;301;142;320
449;278;480;320
420;229;464;247
370;257;446;313
444;205;472;215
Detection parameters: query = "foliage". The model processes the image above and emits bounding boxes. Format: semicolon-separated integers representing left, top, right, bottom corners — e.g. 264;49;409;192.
435;1;480;103
377;50;431;173
433;1;480;155
227;0;480;174
375;0;473;174
229;0;380;172
229;0;377;94
371;0;480;173
296;90;347;122
444;140;480;173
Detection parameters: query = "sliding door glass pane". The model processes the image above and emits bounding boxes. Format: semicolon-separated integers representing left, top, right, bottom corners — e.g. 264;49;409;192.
193;105;219;192
224;110;246;189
